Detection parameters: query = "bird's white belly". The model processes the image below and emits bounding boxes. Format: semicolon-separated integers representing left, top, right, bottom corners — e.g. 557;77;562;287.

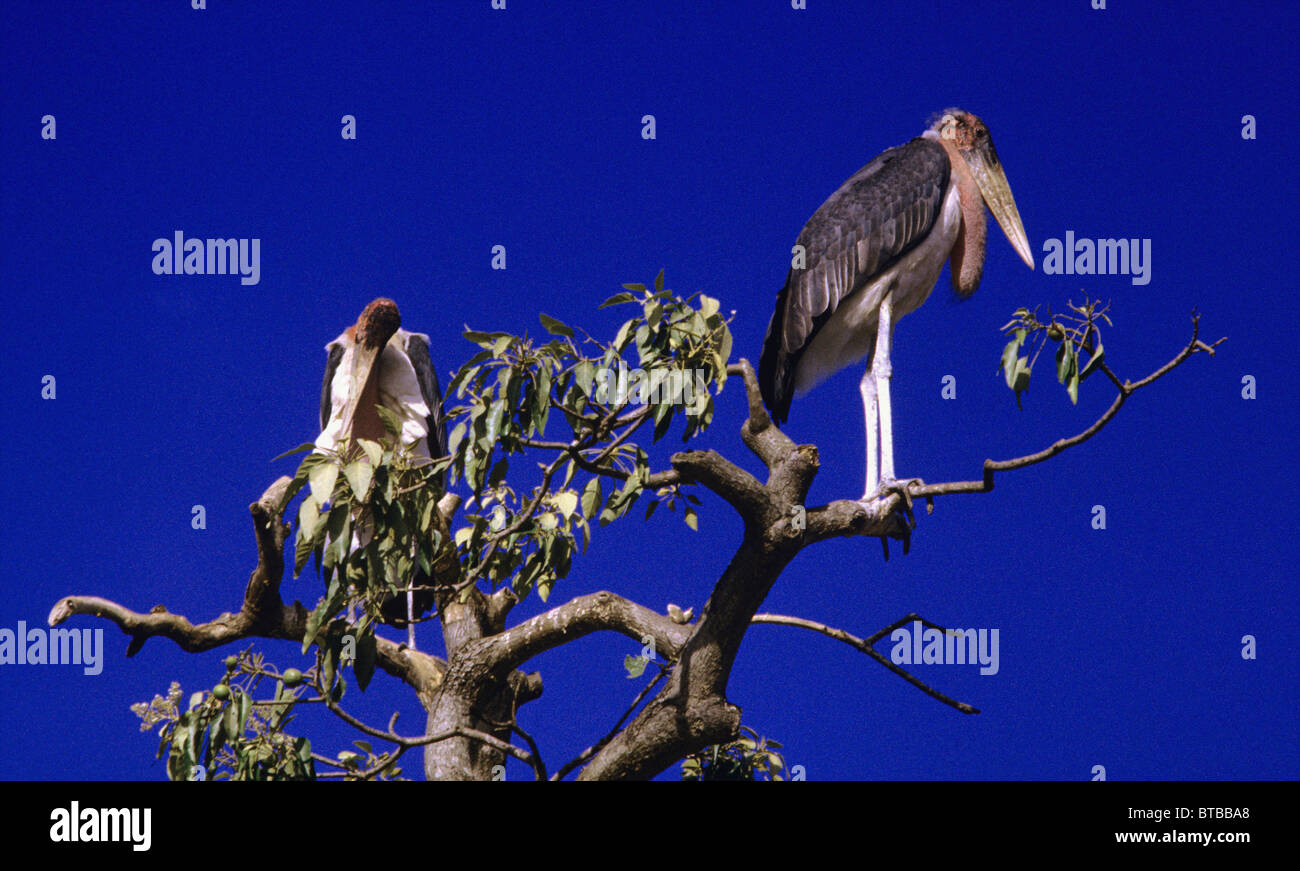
794;184;962;395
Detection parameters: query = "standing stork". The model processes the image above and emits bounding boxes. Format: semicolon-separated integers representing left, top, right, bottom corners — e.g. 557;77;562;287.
759;109;1034;502
316;298;447;639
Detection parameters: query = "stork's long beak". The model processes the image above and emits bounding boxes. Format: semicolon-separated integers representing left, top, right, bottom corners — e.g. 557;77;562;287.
964;139;1034;270
338;298;403;451
339;342;386;448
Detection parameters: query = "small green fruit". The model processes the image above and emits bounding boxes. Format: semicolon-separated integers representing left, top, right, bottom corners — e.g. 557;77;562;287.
282;668;303;687
212;684;231;700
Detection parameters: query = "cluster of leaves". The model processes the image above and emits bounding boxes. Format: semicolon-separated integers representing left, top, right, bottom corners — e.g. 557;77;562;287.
1000;296;1111;408
332;740;404;781
132;650;314;781
681;729;787;782
443;271;731;604
278;420;448;681
330;743;400;785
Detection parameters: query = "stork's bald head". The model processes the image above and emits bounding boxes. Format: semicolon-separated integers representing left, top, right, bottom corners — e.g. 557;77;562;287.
356;298;402;349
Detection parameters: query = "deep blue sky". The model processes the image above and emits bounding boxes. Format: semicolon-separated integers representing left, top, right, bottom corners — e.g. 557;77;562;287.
2;1;1296;781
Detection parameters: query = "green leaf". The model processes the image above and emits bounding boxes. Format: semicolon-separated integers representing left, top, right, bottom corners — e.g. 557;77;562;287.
634;324;652;361
488;456;510;487
484;398;506;444
613;319;636;354
653;403;674;442
644;299;663;329
554;491;578;519
1001;336;1023;389
1011;358;1031;409
574;361;595;398
447;422;468;456
298;496;322;541
221;700;239;744
581;477;602;517
357;438;384;467
342;461;374;498
354;629;376;691
539;313;574;339
1080;341;1105;381
272;443;319;462
1055;339;1076;385
496;364;513;398
320;644;336;697
553;536;572;578
532;367;552;434
683;506;698;531
624;654;648;679
600;291;638;309
374;405;405;440
698;295;720;319
653;268;665;292
1013;358;1031;391
448;350;493;395
610;469;644;517
308;460;339;503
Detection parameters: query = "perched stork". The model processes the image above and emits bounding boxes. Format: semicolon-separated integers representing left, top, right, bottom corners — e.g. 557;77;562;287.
316;298;447;634
759;109;1034;502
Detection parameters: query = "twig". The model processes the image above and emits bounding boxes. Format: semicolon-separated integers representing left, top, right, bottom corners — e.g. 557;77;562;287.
910;314;1226;499
551;663;670;781
752;613;979;714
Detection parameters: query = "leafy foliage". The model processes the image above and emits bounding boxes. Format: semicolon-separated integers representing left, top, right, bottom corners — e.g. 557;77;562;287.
681;728;787;782
442;270;732;605
1000;296;1111;408
276;418;452;676
132;650;315;781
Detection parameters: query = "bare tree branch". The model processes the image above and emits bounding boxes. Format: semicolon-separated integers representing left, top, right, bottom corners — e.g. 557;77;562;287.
476;591;690;679
48;478;446;696
752;613;979;714
322;691;540;775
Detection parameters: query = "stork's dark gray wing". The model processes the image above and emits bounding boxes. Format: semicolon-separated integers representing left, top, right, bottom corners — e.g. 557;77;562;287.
320;342;346;430
759;137;950;423
391;332;446;623
404;333;447;466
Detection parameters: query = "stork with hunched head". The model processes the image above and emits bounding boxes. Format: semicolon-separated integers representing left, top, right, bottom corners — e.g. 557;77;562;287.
316;298;447;642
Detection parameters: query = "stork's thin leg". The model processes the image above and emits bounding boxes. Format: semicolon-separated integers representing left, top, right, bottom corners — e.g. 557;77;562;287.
407;589;417;651
873;292;896;484
859;366;879;500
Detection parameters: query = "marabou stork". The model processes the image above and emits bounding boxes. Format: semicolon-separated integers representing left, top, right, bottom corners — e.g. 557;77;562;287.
759;109;1034;502
316;298;447;635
